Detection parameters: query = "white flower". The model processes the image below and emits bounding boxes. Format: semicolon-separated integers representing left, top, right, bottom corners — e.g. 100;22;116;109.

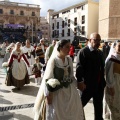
2;62;9;67
46;78;60;88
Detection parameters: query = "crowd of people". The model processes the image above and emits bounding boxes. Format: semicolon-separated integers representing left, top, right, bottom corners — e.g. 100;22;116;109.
0;32;119;120
1;39;46;87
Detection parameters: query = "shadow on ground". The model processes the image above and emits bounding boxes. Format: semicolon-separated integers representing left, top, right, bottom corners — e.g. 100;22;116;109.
0;89;11;93
12;86;39;97
0;95;13;104
0;111;33;120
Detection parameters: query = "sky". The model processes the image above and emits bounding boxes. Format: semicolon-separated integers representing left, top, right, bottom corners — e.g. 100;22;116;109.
8;0;98;16
10;0;84;16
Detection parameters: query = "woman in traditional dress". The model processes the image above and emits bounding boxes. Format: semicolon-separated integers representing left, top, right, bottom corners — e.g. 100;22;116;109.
3;43;15;63
105;41;120;120
22;39;35;75
6;42;30;89
2;43;15;74
34;39;84;120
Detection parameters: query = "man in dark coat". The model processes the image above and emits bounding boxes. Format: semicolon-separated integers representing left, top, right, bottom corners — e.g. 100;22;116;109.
76;33;106;120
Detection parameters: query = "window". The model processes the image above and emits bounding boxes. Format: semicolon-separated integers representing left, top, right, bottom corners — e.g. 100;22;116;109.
57;30;59;37
54;30;59;37
74;17;77;26
57;14;59;18
52;23;54;30
32;12;35;16
77;26;81;32
62;21;64;28
54;30;56;36
0;9;3;14
81;5;85;10
74;28;77;36
74;8;77;13
52;31;54;37
67;29;70;36
57;22;59;29
20;11;24;15
10;10;14;14
62;10;70;14
77;6;81;9
82;15;85;24
81;26;85;35
52;14;59;19
64;17;67;26
62;30;64;37
68;19;70;27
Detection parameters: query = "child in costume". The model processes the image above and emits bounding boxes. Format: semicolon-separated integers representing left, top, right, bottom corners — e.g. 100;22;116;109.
32;57;44;85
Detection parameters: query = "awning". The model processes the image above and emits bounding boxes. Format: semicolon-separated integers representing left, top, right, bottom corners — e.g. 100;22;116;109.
5;24;24;29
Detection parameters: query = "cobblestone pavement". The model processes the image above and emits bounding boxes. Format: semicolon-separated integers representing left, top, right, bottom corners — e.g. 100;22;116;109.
0;57;106;120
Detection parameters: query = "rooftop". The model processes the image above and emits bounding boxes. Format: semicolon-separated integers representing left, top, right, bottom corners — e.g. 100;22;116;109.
51;0;98;15
0;0;40;8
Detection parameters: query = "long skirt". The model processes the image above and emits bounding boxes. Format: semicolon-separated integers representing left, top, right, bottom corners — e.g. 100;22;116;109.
34;82;84;120
105;73;120;120
5;60;30;88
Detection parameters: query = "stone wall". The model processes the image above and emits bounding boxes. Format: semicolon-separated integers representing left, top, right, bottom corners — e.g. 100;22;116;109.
99;0;120;40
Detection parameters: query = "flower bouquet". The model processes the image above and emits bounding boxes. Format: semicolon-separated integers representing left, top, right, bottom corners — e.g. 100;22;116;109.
2;62;9;67
46;78;62;92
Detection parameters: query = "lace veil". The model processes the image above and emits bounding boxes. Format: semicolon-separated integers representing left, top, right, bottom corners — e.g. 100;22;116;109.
105;42;115;63
34;41;60;117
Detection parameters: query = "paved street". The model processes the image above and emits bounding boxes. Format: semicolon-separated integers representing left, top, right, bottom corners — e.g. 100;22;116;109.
0;57;103;120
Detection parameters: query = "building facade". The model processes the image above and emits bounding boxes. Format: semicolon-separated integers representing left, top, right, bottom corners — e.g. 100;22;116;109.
0;0;40;42
39;17;50;40
47;0;99;42
99;0;120;41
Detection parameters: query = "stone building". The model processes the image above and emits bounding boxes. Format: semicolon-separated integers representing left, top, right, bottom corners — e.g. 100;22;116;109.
99;0;120;41
47;0;99;42
39;17;50;41
0;0;40;42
